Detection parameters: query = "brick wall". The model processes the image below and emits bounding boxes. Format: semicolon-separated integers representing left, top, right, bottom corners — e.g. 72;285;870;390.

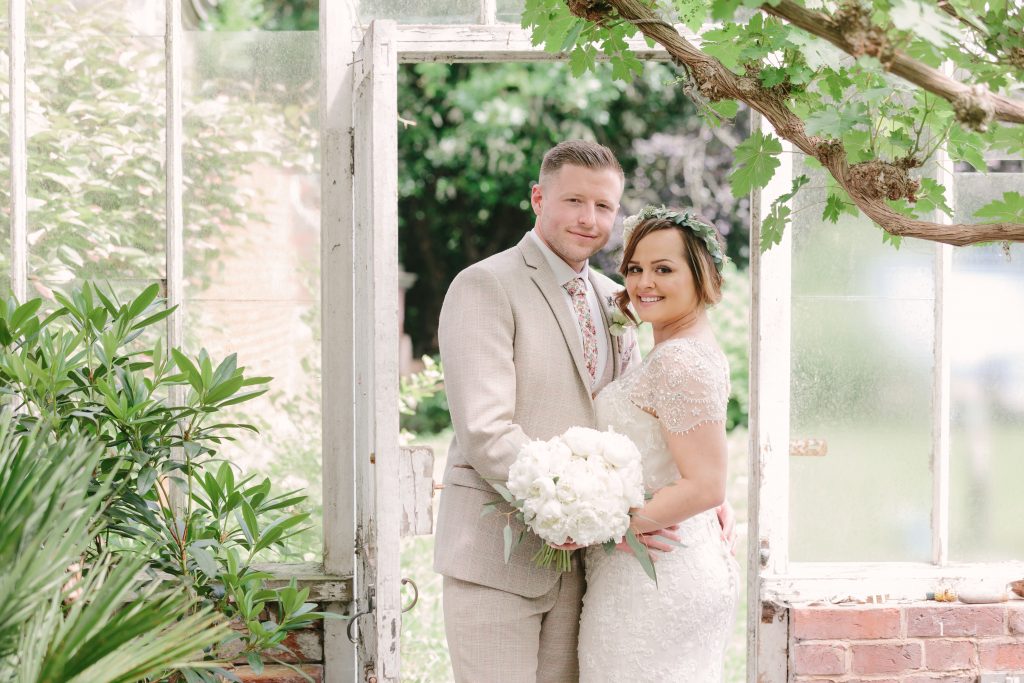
222;619;325;683
790;601;1024;682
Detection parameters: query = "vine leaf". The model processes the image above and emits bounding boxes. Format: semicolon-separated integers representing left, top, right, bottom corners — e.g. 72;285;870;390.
974;192;1024;223
760;174;808;252
890;0;962;47
729;130;783;196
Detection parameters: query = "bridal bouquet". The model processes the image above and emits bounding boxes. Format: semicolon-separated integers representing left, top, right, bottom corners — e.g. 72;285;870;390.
487;427;656;579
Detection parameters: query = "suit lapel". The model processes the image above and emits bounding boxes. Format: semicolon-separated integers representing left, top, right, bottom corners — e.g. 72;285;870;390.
517;234;593;395
589;272;621;379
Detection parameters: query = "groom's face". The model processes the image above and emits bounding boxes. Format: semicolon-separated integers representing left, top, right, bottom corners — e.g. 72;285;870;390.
531;163;623;272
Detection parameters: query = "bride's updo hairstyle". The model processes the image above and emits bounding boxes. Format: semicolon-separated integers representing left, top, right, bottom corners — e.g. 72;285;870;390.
614;210;726;324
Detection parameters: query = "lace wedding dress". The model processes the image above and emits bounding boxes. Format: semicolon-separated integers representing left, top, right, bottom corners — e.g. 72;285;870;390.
578;338;739;682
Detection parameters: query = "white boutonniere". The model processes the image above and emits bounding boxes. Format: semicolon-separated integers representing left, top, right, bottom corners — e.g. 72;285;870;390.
605;296;634;338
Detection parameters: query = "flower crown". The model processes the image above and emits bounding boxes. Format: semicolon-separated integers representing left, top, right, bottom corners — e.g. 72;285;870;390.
621;205;728;273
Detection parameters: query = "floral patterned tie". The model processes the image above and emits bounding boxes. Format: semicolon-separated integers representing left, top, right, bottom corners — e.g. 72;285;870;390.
563;277;598;382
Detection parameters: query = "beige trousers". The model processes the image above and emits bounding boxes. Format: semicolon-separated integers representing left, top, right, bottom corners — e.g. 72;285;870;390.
443;567;584;683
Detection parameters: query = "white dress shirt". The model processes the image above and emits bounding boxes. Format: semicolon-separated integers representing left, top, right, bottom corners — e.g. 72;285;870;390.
529;230;609;388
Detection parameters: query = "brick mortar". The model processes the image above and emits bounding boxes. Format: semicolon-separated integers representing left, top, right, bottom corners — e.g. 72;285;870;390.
787;602;1024;679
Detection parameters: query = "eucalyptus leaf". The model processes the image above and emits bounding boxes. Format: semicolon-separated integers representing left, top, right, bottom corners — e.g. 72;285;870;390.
503;523;514;564
624;528;658;586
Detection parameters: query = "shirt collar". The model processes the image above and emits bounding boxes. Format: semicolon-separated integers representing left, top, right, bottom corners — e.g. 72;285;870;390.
529;229;589;288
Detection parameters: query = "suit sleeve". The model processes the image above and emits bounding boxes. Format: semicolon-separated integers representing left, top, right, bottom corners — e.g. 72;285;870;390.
439;265;531;483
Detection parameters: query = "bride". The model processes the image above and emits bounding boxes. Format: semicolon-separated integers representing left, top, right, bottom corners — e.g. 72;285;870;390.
577;206;739;682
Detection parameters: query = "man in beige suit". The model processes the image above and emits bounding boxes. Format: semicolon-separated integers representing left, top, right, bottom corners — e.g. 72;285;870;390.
435;141;729;682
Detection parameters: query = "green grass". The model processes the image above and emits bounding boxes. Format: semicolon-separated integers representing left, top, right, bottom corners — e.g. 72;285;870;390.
400;428;751;682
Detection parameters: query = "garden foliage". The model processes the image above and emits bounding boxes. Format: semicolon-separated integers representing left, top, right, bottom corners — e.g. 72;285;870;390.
0;283;327;682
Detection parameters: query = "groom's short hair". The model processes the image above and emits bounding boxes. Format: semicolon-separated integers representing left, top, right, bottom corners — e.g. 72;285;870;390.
539;140;624;184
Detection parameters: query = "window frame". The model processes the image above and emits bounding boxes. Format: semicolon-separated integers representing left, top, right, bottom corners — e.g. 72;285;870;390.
750;118;1024;606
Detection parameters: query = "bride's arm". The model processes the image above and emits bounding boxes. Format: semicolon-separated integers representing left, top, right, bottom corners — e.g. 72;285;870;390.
627;421;728;535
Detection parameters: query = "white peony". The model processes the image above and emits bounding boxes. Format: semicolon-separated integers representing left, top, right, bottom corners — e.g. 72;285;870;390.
502;426;645;550
601;428;641;468
561;426;604;459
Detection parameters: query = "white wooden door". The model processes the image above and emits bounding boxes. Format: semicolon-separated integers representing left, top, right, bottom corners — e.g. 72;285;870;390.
351;19;402;683
748;114;793;683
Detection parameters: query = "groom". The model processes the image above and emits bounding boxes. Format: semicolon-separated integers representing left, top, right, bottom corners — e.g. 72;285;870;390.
435;140;730;682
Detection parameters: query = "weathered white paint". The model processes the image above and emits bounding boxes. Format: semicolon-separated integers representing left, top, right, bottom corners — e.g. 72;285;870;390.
321;1;359;680
321;0;357;584
254;561;353;602
165;0;184;355
399;446;435;537
748;113;793;683
380;24;698;63
932;145;954;566
760;601;790;683
164;0;188;516
764;560;1024;603
8;0;26;301
352;20;401;682
479;0;497;25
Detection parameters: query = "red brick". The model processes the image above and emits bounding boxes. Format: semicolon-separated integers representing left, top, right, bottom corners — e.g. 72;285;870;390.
275;630;324;662
221;627;322;664
906;605;1005;637
924;638;976;670
851;641;922;674
232;664;323;683
792;607;901;640
979;639;1024;669
793;642;847;675
1009;605;1024;635
904;676;974;683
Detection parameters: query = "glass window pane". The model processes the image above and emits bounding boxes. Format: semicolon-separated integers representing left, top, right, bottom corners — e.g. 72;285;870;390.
789;163;935;562
183;31;320;559
0;0;8;32
948;175;1024;561
357;0;478;24
184;300;322;559
496;0;525;23
26;34;166;283
28;0;164;37
955;172;1024;222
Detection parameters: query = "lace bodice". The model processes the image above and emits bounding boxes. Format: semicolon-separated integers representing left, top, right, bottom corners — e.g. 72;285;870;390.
594;337;730;493
579;337;737;682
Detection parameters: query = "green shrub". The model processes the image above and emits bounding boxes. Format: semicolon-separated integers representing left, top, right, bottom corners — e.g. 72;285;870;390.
400;356;451;440
0;283;330;681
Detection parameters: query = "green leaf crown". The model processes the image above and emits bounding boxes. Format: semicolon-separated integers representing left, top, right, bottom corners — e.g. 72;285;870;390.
621;205;728;273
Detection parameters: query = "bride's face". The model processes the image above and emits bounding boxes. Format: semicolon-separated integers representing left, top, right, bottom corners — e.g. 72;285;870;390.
625;228;700;325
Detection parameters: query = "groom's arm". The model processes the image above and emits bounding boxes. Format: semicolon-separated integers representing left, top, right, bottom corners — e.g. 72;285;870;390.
439;265;530;483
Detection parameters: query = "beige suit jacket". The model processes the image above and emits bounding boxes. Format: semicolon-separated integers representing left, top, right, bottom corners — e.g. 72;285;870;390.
434;233;639;598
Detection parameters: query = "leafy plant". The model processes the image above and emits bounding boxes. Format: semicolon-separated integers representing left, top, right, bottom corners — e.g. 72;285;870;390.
399;355;449;442
0;282;328;680
0;416;229;682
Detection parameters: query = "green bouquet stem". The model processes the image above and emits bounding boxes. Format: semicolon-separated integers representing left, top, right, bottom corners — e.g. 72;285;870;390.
532;544;573;572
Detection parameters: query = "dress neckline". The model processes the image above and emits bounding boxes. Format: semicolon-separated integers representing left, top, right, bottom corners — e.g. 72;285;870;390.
646;336;718;359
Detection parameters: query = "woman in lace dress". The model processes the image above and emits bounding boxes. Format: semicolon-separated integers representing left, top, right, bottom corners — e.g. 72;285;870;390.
577;207;739;682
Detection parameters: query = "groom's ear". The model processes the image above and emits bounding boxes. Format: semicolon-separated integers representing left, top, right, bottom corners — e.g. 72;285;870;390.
530;182;544;216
